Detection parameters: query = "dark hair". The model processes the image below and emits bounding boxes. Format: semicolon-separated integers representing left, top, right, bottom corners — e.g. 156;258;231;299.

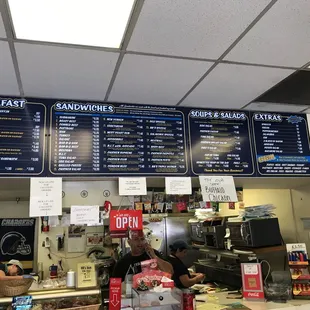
169;244;187;254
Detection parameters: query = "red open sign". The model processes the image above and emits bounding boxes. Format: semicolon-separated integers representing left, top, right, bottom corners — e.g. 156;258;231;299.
109;210;143;238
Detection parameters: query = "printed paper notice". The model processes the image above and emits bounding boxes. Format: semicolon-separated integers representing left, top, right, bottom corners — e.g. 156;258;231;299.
199;176;237;202
70;205;99;225
29;177;62;217
165;177;192;195
119;177;147;196
244;264;258;275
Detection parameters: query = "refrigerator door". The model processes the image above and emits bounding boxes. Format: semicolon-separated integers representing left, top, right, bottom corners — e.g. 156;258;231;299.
165;215;201;267
143;219;166;256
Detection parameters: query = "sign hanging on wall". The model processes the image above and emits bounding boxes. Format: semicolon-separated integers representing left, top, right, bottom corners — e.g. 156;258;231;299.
165;177;192;195
29;177;62;217
199;176;238;202
119;177;147;196
70;205;99;226
109;210;143;238
0;218;36;262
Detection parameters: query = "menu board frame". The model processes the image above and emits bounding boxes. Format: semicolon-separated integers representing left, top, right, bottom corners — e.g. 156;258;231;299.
188;109;255;176
0;96;310;178
48;102;189;176
0;98;47;176
251;111;310;176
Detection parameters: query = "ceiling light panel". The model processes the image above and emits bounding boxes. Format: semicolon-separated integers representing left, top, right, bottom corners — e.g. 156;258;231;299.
181;64;294;109
15;43;119;100
127;0;270;58
8;0;135;48
246;102;309;113
109;54;212;105
225;0;310;67
0;41;19;95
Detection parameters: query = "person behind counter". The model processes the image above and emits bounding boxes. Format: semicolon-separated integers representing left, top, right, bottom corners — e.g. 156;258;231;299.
0;259;32;280
112;230;173;281
166;240;204;289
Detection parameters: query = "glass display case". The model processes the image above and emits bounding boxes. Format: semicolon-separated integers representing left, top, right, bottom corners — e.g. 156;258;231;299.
132;288;182;310
0;289;101;310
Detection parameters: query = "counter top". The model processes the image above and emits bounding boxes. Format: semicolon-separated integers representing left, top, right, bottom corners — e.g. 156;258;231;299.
197;292;310;310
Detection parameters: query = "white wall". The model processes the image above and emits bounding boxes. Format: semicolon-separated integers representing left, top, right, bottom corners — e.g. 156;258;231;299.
0;180;303;277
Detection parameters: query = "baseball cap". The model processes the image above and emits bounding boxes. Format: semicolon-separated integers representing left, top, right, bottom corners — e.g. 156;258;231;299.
7;259;24;273
170;239;191;250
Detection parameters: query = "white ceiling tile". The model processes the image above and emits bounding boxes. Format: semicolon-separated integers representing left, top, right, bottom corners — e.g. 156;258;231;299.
246;102;308;113
225;0;310;67
128;0;270;59
0;15;6;38
109;54;212;105
0;41;19;95
15;43;119;100
181;64;294;109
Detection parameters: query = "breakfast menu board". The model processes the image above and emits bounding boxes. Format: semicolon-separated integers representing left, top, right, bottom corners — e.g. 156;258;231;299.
252;112;310;175
188;109;254;175
49;102;187;175
0;99;46;175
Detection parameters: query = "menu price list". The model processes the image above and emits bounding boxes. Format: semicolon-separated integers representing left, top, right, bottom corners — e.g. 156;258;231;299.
188;110;254;175
50;103;187;175
252;113;310;175
0;101;45;175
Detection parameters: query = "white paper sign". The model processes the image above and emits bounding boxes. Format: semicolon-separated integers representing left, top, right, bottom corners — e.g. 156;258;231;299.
244;264;258;275
199;176;237;202
165;177;192;195
29;178;62;217
70;205;99;225
119;177;147;196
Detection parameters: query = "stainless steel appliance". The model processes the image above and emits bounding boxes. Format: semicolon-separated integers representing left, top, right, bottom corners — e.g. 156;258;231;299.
166;214;201;268
203;217;227;249
189;220;204;244
226;218;282;248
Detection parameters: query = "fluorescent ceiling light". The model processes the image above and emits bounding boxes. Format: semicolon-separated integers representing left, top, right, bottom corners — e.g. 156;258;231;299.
8;0;135;48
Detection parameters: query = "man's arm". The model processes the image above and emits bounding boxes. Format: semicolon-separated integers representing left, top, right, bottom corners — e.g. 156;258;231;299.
0;270;22;280
145;246;173;275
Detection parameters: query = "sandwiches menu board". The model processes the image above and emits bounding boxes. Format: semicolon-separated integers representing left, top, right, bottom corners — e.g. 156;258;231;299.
49;102;187;175
188;109;254;175
0;99;46;175
252;112;310;175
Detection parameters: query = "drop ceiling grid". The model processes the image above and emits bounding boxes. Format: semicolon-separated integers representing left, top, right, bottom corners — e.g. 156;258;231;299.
0;14;5;38
109;54;213;105
127;0;272;59
180;63;294;109
0;41;19;95
224;0;310;67
14;43;120;101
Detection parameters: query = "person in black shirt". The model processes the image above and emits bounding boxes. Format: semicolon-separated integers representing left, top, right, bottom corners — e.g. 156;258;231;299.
112;231;173;281
166;240;204;289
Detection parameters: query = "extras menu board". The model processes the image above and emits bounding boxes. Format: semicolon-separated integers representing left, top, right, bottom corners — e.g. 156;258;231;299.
252;112;310;175
0;99;46;175
188;110;254;175
49;102;187;175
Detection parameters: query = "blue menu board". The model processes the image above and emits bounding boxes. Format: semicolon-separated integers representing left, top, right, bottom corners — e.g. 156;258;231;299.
188;109;254;175
0;98;46;175
49;102;187;175
252;112;310;175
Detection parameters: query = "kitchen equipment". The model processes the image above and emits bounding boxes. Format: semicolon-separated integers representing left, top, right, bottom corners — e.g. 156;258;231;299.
66;270;76;288
203;216;228;249
189;219;205;244
226;218;282;248
49;264;58;279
